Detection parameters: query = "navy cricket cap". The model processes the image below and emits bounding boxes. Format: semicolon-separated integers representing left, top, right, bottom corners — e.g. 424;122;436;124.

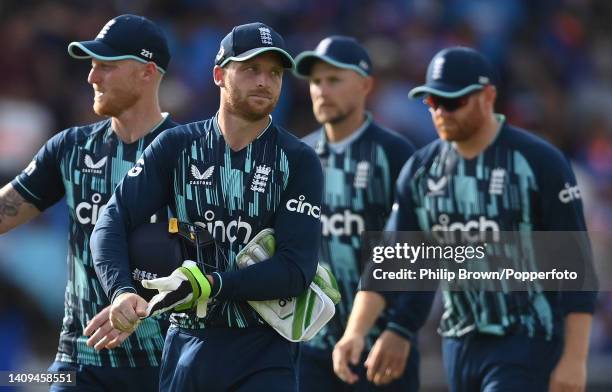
294;36;372;78
408;46;497;99
67;14;170;73
215;22;294;69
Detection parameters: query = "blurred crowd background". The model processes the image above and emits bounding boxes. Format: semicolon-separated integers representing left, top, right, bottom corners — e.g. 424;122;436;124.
0;0;611;390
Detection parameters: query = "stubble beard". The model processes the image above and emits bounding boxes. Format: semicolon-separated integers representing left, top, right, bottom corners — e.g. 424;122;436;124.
225;85;277;122
436;106;484;142
93;89;140;118
315;102;355;126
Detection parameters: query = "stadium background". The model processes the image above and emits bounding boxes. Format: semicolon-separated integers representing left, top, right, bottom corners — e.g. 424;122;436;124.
0;0;610;390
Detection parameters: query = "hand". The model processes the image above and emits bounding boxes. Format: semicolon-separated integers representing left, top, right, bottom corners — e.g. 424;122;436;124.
110;293;148;333
84;305;131;350
548;355;586;392
364;330;411;386
142;260;211;318
332;332;365;384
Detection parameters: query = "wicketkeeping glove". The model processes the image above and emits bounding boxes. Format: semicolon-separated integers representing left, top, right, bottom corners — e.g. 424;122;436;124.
237;228;341;342
141;260;211;318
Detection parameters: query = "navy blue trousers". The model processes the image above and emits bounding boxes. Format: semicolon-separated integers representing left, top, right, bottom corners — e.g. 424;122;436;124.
48;360;160;391
160;326;299;392
299;344;419;392
442;334;563;392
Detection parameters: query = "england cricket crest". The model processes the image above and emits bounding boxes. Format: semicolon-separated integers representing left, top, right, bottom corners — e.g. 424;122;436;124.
250;165;271;193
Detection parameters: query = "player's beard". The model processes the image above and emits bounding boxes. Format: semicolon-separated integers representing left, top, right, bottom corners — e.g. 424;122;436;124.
225;83;278;122
435;118;473;142
314;101;356;125
434;104;485;142
93;85;140;118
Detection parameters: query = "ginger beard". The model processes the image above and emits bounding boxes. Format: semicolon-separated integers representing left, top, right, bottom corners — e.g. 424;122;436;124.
92;65;142;117
93;84;140;117
431;93;487;142
223;74;280;122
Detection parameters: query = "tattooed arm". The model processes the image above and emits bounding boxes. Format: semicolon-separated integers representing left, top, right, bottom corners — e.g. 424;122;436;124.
0;183;40;234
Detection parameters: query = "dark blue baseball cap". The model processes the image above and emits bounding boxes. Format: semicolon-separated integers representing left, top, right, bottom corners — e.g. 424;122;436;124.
215;22;294;69
68;14;170;74
294;36;372;78
408;46;497;99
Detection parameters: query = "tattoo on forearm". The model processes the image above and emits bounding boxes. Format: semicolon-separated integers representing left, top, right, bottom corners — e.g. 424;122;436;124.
0;188;25;223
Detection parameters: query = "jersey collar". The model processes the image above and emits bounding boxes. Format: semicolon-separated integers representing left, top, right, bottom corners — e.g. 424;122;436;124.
315;112;373;155
213;112;274;141
447;113;506;160
104;112;170;143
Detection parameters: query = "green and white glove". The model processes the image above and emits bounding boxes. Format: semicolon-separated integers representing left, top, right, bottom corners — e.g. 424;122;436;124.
141;260;211;318
236;228;341;342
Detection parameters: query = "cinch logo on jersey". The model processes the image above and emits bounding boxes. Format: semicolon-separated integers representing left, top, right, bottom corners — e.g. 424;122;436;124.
194;210;252;244
189;164;215;186
558;182;581;204
286;195;321;219
81;154;107;175
76;193;106;225
431;213;500;243
427;176;447;196
320;210;365;236
250;165;271;193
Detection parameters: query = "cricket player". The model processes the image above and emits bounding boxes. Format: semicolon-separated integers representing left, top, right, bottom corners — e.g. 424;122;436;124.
294;36;422;391
90;22;323;392
0;14;177;391
335;46;597;391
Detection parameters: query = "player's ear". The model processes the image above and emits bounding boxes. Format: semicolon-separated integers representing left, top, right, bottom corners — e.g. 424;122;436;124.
213;65;225;87
483;85;497;108
362;75;374;96
141;62;158;81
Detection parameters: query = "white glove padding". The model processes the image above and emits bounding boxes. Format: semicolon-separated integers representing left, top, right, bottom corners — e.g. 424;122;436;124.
141;260;211;318
236;229;341;342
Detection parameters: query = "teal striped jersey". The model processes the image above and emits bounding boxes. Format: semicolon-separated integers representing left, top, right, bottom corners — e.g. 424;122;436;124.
11;116;177;367
91;115;323;331
302;115;415;350
387;115;596;340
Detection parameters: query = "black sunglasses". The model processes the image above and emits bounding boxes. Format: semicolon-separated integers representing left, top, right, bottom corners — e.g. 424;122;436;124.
423;92;475;112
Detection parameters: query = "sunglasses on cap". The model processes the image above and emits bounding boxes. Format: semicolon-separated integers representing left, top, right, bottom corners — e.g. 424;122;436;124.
424;93;474;112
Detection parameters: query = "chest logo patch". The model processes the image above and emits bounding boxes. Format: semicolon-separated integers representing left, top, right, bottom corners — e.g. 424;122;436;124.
189;164;215;186
354;161;370;189
250;165;271;193
489;168;506;195
427;176;447;196
79;153;107;176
